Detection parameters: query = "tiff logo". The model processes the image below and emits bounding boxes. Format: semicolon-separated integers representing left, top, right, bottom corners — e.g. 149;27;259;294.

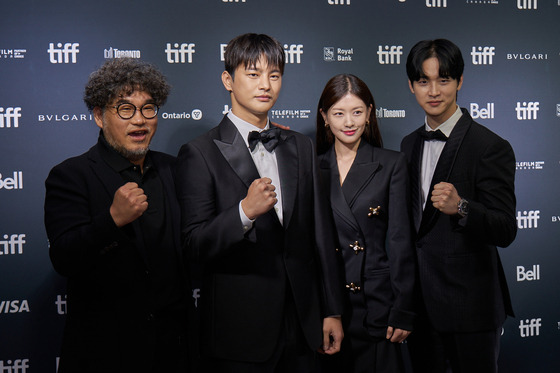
377;45;403;64
55;294;67;315
518;0;537;9
0;172;23;190
284;44;303;64
426;0;447;7
328;0;351;4
0;359;30;373
165;43;195;63
0;234;25;255
471;46;495;65
515;102;539;120
470;103;494;119
0;107;22;128
517;210;540;229
517;265;540;281
519;318;541;337
223;0;246;2
47;43;79;64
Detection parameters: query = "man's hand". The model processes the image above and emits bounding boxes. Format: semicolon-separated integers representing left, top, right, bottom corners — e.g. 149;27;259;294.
241;177;277;220
110;182;148;227
386;326;411;343
431;182;461;215
320;316;343;355
271;122;290;130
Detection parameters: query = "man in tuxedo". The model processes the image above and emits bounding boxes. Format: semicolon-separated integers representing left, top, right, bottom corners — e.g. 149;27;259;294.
176;33;344;372
44;58;190;373
400;39;516;373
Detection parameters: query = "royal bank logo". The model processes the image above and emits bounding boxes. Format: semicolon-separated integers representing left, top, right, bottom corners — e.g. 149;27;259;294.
284;44;304;64
376;107;406;118
377;45;403;65
506;52;547;61
0;234;25;255
519;318;541;337
515;101;539;120
0;107;22;128
517;210;540;229
517;265;540;281
270;109;311;120
0;172;23;190
516;161;544;170
0;49;27;60
47;42;79;64
323;47;354;62
469;103;494;119
0;359;30;372
104;47;141;59
426;0;446;7
328;0;351;4
165;43;195;64
55;295;67;315
471;46;495;65
161;109;203;121
517;0;537;9
0;300;30;313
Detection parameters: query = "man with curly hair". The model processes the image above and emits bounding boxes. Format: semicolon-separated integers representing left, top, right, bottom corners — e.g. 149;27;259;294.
44;58;191;373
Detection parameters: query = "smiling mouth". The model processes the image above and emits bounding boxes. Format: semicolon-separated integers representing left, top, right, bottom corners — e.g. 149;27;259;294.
128;129;149;140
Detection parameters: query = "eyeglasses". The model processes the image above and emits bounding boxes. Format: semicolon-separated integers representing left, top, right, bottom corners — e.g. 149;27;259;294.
110;103;159;120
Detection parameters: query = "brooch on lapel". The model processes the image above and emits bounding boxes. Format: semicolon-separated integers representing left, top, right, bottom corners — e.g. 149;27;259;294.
368;206;381;217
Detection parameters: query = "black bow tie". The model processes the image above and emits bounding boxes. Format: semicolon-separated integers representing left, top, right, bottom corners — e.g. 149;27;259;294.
419;129;448;142
248;128;281;152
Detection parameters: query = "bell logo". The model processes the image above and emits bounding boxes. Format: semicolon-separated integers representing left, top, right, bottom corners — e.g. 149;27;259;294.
0;172;23;190
0;359;30;373
47;42;79;64
0;107;22;128
284;44;303;64
517;265;540;281
519;318;541;337
165;43;195;64
470;103;494;119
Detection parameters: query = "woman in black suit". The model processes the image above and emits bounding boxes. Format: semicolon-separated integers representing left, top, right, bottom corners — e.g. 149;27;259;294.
316;74;416;373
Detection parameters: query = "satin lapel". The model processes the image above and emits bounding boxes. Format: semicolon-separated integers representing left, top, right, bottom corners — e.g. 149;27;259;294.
319;147;360;232
87;144;149;265
275;131;297;229
213;117;260;189
154;156;181;255
341;142;380;208
409;127;425;233
419;111;471;237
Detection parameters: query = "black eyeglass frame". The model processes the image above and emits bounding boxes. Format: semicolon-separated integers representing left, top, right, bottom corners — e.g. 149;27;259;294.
109;103;159;120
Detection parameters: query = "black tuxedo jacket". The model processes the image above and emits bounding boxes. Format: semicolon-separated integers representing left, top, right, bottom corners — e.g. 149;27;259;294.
400;108;516;333
176;116;343;362
319;142;416;339
44;141;187;373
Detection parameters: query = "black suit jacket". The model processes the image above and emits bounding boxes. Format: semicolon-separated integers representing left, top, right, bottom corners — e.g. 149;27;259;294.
44;140;187;373
400;108;516;333
319;142;416;339
176;116;343;362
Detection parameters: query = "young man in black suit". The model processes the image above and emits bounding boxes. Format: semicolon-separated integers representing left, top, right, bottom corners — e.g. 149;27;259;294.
176;33;344;372
44;58;190;373
400;39;517;373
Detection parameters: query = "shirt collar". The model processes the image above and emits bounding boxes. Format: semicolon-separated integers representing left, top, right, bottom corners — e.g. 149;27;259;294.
227;110;270;148
424;105;462;138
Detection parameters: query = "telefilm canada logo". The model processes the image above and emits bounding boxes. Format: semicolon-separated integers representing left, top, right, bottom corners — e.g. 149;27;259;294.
104;47;141;59
47;42;79;64
516;161;544;170
0;48;27;60
0;234;25;256
0;107;22;128
161;109;203;121
0;171;23;190
270;109;312;120
323;47;354;62
376;107;406;118
165;43;195;64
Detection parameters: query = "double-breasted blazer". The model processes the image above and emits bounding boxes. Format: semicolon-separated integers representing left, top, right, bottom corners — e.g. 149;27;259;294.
176;116;343;362
400;108;516;333
44;140;187;373
319;141;416;339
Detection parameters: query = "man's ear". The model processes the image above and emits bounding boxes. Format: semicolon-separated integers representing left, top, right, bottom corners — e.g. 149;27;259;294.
457;75;464;91
408;80;415;94
222;71;233;92
93;107;104;129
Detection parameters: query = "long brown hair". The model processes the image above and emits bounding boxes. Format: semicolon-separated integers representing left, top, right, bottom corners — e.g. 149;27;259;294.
316;74;382;154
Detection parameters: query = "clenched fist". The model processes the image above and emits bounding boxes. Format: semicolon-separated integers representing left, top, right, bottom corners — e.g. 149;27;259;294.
241;177;277;220
110;182;148;227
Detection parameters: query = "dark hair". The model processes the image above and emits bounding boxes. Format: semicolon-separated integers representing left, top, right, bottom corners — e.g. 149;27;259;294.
224;33;285;76
316;74;382;155
83;58;170;111
406;39;464;82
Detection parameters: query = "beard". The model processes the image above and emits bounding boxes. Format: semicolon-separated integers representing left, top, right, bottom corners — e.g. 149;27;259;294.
104;132;149;163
